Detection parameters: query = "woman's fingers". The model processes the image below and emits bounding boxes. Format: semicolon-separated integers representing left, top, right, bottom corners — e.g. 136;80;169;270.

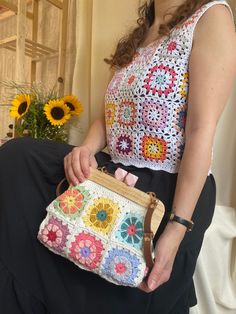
80;148;92;178
64;146;95;185
64;152;79;185
147;260;171;291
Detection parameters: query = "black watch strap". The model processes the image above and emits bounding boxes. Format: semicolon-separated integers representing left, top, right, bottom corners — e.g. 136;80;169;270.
169;213;194;232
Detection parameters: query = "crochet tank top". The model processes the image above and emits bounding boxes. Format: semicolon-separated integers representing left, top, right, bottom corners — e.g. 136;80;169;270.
104;1;234;174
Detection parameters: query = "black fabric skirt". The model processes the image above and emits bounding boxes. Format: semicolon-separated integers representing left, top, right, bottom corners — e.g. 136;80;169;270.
0;137;216;314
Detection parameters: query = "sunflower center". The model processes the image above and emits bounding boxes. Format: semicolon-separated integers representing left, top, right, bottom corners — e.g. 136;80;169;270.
66;102;75;111
51;107;65;120
18;102;28;115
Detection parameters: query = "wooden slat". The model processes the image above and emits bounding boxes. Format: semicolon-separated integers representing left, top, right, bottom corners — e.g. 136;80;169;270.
31;0;39;83
26;38;57;53
1;38;57;59
0;9;15;20
15;0;26;82
5;45;34;58
57;0;68;96
0;0;33;19
45;0;63;10
32;52;58;62
0;35;17;46
6;43;45;58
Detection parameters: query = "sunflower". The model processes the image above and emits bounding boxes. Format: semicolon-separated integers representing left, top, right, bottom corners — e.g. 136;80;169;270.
10;94;31;119
44;99;71;126
62;95;83;116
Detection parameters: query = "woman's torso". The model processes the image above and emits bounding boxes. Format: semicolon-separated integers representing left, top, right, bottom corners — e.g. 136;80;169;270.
104;0;233;175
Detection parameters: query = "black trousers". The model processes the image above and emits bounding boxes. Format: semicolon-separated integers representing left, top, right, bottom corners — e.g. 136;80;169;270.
0;138;216;314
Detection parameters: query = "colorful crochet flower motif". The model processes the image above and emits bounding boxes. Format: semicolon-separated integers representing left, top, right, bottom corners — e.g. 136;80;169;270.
174;104;187;132
107;70;124;93
101;247;142;285
116;214;144;250
128;75;136;85
117;101;137;127
56;186;90;219
143;64;177;97
38;216;70;253
167;41;177;53
116;134;133;155
82;198;120;235
69;231;104;270
142;102;168;130
179;73;189;98
141;135;167;161
105;103;116;127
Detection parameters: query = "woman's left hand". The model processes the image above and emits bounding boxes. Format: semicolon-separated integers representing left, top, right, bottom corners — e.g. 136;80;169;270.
138;222;186;293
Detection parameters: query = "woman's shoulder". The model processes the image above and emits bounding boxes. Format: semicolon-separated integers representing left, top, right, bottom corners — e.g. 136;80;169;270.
195;1;235;31
193;1;236;55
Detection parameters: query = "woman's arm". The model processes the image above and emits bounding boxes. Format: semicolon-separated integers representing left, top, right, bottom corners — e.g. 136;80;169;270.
140;5;236;293
169;5;236;227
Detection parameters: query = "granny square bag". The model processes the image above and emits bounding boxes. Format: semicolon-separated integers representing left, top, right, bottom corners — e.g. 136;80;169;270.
37;168;165;287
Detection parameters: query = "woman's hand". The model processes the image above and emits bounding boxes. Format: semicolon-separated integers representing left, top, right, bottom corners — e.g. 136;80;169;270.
138;222;186;293
64;145;98;185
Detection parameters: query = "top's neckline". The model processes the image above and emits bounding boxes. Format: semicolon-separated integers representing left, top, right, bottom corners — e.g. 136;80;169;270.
137;1;213;51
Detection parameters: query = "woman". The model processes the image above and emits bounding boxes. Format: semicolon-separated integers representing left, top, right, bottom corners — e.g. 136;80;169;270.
0;0;235;313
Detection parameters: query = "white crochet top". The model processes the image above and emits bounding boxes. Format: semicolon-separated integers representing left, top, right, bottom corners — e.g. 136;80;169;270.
104;1;233;174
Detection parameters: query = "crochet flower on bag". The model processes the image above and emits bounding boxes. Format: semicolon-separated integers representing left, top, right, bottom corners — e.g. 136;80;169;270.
55;186;90;219
69;231;104;270
38;216;70;253
101;247;142;285
115;214;144;250
82;198;120;235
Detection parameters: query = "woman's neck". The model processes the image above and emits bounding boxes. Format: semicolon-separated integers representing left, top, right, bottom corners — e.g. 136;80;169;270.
154;0;186;25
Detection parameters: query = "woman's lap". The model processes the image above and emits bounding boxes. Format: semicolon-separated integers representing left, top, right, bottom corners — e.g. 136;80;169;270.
0;138;216;314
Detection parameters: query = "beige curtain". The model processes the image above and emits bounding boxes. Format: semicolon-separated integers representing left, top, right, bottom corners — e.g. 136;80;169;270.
71;1;236;313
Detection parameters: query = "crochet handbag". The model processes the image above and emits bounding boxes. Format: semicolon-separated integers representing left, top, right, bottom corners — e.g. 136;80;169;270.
37;167;165;288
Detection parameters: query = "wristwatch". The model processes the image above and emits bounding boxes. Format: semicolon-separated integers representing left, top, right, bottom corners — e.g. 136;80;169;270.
169;212;194;232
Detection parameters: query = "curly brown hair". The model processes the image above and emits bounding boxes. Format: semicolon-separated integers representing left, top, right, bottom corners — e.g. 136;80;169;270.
104;0;212;69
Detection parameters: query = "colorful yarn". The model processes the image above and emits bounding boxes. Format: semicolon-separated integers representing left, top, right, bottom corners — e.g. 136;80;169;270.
115;214;144;250
82;197;120;236
69;231;104;270
101;247;142;285
54;186;90;220
37;216;70;253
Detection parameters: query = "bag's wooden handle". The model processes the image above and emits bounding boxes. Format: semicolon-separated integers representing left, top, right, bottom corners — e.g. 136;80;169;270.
56;178;68;197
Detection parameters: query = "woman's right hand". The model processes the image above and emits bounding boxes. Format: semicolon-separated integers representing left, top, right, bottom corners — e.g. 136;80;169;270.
64;145;98;186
